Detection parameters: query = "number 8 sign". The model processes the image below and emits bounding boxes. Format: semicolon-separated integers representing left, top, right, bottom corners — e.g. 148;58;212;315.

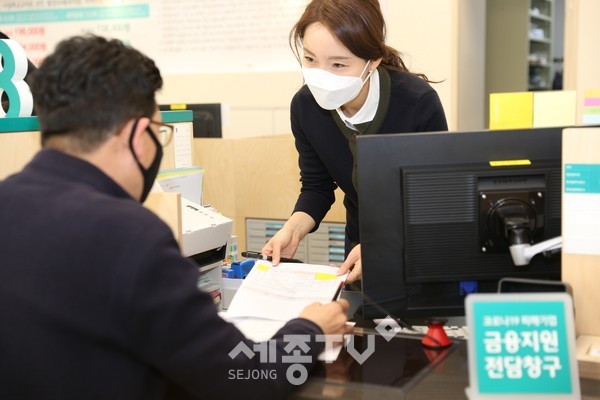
0;39;34;117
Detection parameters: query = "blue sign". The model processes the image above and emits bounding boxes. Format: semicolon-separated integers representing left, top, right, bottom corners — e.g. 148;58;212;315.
466;293;579;399
565;163;600;194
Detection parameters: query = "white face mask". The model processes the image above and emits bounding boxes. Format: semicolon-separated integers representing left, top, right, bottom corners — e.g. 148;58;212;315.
302;61;372;110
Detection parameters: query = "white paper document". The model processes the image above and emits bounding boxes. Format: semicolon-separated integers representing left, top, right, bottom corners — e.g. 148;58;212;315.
156;167;204;205
172;122;193;168
563;163;600;255
224;261;349;362
226;261;347;321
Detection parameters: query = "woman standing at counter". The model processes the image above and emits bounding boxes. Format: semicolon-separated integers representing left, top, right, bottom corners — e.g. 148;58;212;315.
262;0;448;283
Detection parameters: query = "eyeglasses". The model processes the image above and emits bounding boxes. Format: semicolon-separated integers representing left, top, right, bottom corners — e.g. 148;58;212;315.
148;120;174;147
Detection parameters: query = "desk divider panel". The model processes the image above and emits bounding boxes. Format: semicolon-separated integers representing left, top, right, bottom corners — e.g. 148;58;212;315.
562;127;600;380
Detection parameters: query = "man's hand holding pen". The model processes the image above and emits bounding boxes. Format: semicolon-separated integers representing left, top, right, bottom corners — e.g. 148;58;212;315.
299;299;352;338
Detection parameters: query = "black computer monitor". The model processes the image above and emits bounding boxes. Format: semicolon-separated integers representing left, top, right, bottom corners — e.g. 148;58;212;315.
357;127;565;321
159;103;222;138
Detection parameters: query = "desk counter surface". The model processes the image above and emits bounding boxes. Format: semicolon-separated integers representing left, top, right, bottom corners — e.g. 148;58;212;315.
292;330;600;400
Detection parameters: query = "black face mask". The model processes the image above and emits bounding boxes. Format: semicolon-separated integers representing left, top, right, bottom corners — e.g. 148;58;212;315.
129;119;163;203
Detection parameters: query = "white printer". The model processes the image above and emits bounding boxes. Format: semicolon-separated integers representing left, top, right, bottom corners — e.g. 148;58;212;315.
180;198;232;269
179;198;232;308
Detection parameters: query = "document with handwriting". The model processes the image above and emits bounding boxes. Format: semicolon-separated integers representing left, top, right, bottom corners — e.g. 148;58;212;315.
224;261;349;361
226;261;347;321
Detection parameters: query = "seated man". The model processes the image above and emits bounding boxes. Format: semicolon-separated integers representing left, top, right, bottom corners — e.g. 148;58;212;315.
0;35;349;400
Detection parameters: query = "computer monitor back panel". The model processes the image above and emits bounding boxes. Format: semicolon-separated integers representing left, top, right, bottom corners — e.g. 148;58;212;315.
357;128;563;320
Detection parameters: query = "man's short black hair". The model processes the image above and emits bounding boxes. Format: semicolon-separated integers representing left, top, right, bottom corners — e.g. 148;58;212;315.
30;35;163;151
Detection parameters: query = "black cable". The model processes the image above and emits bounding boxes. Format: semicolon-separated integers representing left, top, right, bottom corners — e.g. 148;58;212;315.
344;281;449;348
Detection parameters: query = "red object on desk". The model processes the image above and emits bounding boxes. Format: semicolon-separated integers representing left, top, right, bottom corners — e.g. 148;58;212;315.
421;318;452;349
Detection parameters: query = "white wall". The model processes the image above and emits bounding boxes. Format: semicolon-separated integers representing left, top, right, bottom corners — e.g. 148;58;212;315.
157;1;476;138
386;0;457;129
384;0;486;132
158;71;302;137
457;0;487;131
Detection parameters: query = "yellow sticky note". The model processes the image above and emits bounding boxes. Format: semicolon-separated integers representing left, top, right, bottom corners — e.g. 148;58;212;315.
489;159;532;167
584;89;600;98
257;263;270;272
489;92;533;130
315;272;337;281
533;90;576;128
168;103;188;110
